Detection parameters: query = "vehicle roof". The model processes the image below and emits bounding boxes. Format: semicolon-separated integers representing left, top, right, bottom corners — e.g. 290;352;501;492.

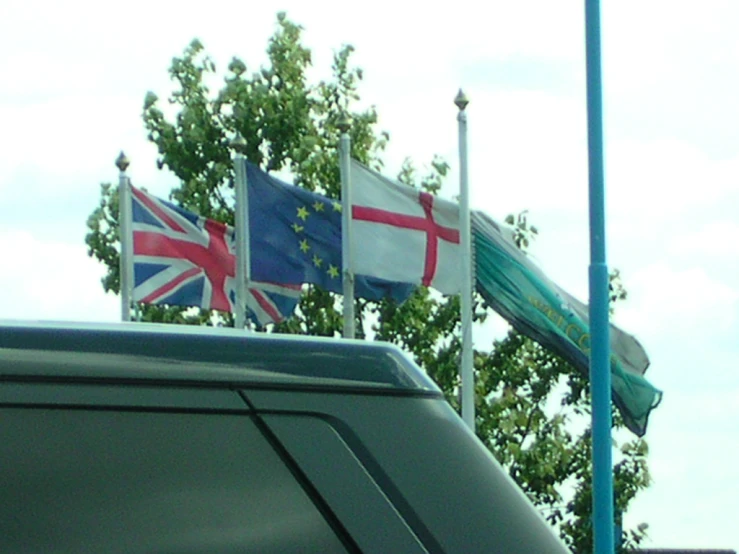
0;320;440;394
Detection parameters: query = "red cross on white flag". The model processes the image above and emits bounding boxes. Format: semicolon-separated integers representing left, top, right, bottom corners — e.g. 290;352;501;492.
349;161;461;295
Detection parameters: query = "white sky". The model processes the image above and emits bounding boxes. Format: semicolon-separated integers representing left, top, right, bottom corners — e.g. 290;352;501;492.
1;0;737;549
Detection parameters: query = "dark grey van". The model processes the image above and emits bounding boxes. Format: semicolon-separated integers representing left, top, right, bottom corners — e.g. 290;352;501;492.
0;321;570;553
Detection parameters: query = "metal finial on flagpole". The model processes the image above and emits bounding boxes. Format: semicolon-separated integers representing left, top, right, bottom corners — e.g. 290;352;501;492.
454;89;470;111
230;132;247;152
337;111;355;339
117;151;133;322
337;111;351;134
456;90;475;431
231;132;250;330
116;151;130;172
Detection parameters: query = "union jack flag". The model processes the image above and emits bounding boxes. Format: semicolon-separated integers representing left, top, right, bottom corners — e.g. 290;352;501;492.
129;185;302;326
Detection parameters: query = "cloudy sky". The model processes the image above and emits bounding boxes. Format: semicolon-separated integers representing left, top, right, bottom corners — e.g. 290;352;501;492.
2;0;737;549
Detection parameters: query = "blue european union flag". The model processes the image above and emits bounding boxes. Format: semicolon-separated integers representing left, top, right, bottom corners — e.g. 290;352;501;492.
246;162;414;303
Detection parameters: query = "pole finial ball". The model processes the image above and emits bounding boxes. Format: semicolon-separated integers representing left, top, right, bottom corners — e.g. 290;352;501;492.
337;111;351;133
454;89;470;111
115;151;130;172
230;132;247;153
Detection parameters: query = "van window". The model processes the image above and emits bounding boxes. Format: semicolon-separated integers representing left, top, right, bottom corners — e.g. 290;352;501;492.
0;408;355;554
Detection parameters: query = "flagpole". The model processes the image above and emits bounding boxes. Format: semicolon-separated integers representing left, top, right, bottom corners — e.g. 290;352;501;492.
338;113;355;339
116;151;132;322
455;90;475;431
232;133;249;330
584;0;615;552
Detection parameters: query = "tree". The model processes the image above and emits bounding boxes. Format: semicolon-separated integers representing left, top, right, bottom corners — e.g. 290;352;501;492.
85;13;651;552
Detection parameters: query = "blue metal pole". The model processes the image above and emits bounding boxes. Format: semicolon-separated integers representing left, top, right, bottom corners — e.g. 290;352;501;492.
584;1;615;553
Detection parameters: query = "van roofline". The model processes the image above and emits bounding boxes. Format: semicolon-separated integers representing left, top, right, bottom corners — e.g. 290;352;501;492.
1;319;368;343
0;320;441;394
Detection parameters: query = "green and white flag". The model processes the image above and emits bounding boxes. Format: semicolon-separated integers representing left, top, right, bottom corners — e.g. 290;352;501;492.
472;211;662;436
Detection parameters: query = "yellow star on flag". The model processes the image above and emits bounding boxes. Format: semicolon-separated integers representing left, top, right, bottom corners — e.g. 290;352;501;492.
297;206;309;221
312;254;323;268
299;239;310;253
312;201;325;212
327;264;340;279
332;202;342;212
291;223;304;233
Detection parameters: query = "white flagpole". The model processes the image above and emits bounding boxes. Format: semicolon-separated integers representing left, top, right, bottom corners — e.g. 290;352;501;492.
116;151;133;322
232;133;249;330
456;90;475;431
338;113;355;339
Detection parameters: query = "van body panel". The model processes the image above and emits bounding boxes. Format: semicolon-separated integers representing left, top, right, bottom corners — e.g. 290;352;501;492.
247;389;572;554
0;321;572;553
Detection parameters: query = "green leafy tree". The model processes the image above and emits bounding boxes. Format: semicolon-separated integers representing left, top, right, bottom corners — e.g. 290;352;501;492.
85;13;650;552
